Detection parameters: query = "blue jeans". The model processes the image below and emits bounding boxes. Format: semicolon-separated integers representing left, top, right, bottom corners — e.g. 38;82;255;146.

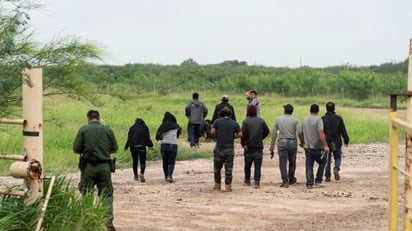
130;146;147;176
188;123;201;146
244;150;263;182
161;143;178;179
277;139;297;183
304;148;326;186
325;148;342;178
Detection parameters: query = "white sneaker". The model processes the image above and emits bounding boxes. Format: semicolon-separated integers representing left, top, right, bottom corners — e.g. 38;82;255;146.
314;183;325;188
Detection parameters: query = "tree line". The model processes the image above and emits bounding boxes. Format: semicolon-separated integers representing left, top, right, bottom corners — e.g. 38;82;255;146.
44;58;408;100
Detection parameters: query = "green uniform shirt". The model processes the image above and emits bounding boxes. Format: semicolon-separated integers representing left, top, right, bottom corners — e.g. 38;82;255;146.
73;121;118;160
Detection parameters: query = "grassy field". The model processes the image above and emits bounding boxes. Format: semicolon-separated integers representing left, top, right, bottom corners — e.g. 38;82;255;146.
0;92;393;176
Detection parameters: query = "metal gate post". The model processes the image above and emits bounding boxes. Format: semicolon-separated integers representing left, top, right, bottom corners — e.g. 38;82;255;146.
23;68;43;205
9;68;44;205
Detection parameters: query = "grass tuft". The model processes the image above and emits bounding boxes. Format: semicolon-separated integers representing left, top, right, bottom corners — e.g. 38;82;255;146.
0;176;108;231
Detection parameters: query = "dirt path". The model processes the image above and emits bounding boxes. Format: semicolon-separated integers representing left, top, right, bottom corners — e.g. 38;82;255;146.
110;143;398;231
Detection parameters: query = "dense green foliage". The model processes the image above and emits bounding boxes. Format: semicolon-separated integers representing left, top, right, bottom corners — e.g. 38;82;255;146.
47;58;408;104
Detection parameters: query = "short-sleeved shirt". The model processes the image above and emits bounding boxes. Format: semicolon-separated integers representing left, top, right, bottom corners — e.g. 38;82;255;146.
301;115;324;149
271;114;299;145
73;121;118;160
212;118;240;150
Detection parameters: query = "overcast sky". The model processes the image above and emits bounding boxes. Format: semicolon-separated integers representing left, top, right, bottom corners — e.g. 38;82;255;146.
30;0;412;67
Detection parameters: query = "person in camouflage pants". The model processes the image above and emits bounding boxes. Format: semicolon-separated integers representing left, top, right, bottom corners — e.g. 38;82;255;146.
211;107;241;192
213;148;235;186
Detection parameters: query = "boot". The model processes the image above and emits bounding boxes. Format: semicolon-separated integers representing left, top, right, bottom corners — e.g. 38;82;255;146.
140;174;145;182
223;184;232;192
334;167;340;180
213;182;221;191
254;180;260;189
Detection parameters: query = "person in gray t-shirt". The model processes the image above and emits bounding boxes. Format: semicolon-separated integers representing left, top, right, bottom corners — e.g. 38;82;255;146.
298;104;330;189
270;104;299;188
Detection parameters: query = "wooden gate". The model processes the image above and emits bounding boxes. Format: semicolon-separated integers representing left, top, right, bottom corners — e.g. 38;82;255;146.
389;39;412;230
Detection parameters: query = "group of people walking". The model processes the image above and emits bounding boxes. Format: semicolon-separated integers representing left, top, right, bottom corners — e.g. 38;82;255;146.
182;91;350;192
270;102;350;189
71;92;349;231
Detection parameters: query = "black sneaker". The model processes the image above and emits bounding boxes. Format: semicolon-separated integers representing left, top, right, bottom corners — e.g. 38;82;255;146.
306;185;313;189
289;177;297;185
325;177;331;182
244;179;251;186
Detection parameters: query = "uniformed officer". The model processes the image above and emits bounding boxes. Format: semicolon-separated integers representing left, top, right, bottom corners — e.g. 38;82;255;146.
73;110;119;231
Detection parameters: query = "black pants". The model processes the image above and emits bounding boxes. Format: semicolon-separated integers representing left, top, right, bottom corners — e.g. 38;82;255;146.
130;146;147;176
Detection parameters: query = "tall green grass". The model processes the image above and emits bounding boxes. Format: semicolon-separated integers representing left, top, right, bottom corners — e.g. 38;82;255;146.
0;176;108;231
